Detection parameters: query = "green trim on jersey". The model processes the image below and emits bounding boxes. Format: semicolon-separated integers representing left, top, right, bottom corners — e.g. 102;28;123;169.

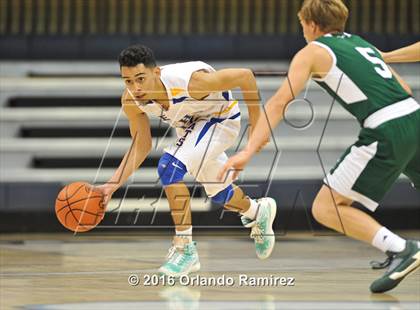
313;33;410;124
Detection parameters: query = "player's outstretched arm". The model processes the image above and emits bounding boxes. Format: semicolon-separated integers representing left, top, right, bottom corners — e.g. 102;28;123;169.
381;42;420;63
218;46;316;181
95;94;153;206
188;68;265;148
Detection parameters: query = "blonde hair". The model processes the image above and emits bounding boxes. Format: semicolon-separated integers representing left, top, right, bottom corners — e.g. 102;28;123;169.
298;0;349;33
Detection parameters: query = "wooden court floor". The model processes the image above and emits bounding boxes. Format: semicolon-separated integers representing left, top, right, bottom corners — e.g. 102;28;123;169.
0;231;419;310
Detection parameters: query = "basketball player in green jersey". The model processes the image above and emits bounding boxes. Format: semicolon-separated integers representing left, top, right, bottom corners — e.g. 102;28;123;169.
219;0;419;293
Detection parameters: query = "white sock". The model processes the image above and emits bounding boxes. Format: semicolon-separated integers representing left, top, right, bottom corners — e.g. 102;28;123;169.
175;226;192;243
241;198;259;220
372;227;406;253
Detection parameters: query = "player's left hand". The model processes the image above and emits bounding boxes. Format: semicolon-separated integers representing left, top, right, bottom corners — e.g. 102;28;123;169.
218;150;253;182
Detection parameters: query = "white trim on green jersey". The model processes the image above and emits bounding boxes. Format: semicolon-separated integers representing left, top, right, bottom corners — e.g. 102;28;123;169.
363;97;420;129
311;33;411;124
324;141;379;211
311;41;368;104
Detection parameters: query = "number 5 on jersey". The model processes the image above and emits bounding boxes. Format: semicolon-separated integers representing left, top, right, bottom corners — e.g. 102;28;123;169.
355;47;392;79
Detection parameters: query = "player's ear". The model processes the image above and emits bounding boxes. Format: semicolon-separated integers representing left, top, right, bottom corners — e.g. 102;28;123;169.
309;21;317;32
314;23;324;35
154;66;161;77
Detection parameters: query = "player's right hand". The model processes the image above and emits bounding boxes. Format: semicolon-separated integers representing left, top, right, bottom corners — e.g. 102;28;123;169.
92;184;117;208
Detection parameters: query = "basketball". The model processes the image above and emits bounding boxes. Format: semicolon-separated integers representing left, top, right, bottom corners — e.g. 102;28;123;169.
55;182;105;232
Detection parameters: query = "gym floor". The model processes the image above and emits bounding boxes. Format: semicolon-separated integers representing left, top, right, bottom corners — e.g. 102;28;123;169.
1;231;419;309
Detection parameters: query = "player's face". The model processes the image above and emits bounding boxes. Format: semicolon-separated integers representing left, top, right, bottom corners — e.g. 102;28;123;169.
121;64;160;104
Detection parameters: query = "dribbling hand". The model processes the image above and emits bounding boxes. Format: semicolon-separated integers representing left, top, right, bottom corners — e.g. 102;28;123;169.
92;183;117;208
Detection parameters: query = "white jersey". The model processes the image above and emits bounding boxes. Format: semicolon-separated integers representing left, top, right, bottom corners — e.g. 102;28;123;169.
132;61;240;131
126;61;242;197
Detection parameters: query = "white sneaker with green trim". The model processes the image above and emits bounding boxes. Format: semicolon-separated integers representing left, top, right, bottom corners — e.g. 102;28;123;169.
158;241;200;277
241;197;277;259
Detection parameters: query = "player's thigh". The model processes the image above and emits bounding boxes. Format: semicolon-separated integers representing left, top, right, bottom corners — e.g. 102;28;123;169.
167;119;239;176
315;185;353;206
195;153;233;197
324;131;403;212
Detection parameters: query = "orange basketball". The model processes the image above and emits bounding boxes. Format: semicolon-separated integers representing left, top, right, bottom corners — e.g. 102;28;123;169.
55;182;105;232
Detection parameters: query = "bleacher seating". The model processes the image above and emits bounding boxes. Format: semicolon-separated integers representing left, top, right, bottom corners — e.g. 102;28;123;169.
1;61;419;224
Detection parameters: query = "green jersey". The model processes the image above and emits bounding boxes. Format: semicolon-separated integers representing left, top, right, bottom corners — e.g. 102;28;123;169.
312;33;410;124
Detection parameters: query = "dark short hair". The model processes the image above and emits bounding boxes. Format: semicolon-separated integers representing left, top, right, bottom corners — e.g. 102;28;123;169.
118;44;156;68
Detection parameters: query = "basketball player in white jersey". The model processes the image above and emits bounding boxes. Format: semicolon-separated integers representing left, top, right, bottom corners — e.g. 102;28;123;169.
95;45;276;277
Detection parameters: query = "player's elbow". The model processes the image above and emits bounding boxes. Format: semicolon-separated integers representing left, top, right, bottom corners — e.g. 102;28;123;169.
403;84;413;96
235;68;256;87
241;68;256;82
242;68;255;77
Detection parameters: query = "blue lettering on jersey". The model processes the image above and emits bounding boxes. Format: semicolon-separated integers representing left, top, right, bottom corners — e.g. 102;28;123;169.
173;96;188;104
176;122;196;146
222;91;230;101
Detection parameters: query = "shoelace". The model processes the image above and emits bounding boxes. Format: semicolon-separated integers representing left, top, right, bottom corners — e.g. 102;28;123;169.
166;246;183;266
173;252;188;265
172;246;194;265
370;241;417;271
166;246;177;260
248;199;265;244
370;253;395;270
250;223;264;244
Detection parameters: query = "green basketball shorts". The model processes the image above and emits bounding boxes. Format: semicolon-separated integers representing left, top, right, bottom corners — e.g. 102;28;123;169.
324;97;420;211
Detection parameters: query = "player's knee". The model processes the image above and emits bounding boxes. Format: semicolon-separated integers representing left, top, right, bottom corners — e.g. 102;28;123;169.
157;153;187;186
211;185;234;205
312;192;329;225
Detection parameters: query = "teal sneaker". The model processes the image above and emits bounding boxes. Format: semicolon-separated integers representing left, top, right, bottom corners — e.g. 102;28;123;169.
158;244;178;273
241;197;277;259
370;240;420;293
158;241;200;277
